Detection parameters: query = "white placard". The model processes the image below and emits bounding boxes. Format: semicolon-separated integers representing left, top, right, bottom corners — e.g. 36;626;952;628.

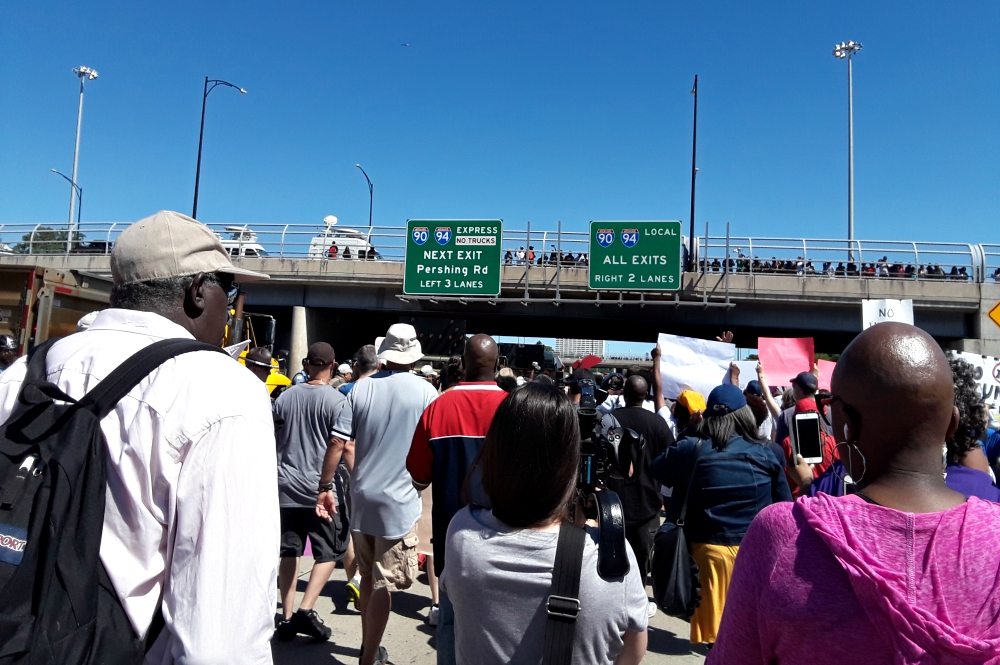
722;360;761;390
862;299;914;329
952;351;1000;410
657;332;735;400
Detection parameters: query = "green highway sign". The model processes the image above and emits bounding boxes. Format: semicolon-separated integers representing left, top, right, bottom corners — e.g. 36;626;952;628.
588;220;682;291
403;219;503;296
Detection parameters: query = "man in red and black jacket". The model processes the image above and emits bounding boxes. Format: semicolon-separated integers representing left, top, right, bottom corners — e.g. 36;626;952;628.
407;334;506;665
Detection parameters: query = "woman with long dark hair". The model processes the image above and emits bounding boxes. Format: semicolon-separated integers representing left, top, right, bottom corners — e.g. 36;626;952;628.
650;384;791;646
440;383;649;665
943;356;998;501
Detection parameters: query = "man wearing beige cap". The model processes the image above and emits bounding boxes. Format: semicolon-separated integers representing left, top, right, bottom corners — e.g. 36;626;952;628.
317;323;437;665
0;211;279;664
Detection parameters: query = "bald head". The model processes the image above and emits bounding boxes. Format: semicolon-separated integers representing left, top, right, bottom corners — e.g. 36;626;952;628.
832;322;957;481
624;375;648;407
464;334;499;382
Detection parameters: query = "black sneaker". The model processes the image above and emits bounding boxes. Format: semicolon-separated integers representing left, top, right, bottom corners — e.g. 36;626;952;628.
291;608;332;641
274;618;296;642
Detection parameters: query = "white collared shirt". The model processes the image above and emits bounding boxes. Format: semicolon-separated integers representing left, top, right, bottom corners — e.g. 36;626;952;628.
0;309;279;665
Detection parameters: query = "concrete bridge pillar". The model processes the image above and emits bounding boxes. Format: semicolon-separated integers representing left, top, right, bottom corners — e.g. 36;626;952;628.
290;306;309;369
976;283;1000;357
951;283;1000;357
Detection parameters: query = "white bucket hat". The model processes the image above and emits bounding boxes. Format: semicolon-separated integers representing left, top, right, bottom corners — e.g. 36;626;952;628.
377;324;423;365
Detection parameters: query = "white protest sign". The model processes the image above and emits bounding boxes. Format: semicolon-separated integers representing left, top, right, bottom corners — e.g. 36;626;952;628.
952;351;1000;409
657;332;735;400
722;360;760;390
862;299;914;329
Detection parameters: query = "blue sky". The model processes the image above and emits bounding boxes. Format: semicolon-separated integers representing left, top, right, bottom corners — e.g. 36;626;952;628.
2;0;998;244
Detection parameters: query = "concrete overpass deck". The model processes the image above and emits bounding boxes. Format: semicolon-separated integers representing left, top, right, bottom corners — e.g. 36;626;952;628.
2;253;996;356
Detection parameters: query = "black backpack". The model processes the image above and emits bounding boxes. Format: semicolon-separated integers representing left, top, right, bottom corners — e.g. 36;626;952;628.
0;338;223;664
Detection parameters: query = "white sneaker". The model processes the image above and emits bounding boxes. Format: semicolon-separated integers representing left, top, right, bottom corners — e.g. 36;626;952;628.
647;601;658;619
428;604;440;626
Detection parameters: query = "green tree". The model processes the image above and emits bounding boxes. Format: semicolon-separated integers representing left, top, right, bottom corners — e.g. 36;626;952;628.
13;227;85;254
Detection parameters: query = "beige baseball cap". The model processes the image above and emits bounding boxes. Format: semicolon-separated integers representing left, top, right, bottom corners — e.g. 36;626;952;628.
110;210;269;286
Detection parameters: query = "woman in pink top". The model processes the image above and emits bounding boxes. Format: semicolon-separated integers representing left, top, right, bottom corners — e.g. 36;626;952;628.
709;323;1000;664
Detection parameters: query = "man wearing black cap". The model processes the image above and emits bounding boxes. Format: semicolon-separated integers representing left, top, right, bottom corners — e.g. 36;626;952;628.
773;371;819;450
274;341;350;641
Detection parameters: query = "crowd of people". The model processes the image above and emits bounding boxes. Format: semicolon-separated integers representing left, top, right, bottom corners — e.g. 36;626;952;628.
2;210;1000;665
504;245;590;267
326;243;379;260
699;253;975;280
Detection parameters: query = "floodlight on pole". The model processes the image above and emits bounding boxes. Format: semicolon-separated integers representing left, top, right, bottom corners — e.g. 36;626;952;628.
66;66;98;253
832;41;862;259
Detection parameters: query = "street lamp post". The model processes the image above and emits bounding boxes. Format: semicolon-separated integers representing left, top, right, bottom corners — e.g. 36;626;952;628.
833;41;862;258
51;169;82;231
192;77;246;220
688;75;698;272
68;66;97;253
355;164;373;228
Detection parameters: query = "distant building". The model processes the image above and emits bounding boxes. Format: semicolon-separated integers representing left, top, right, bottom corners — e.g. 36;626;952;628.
555;339;606;358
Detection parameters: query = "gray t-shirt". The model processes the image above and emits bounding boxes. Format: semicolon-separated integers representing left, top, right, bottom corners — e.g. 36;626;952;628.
441;507;649;665
274;383;347;508
332;370;437;539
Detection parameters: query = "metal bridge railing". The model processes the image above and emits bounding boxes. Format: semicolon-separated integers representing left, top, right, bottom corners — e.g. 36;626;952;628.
982;244;1000;283
697;230;984;283
0;221;993;283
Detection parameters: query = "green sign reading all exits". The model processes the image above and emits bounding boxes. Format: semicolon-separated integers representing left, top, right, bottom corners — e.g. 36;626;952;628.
403;219;503;296
588;220;682;291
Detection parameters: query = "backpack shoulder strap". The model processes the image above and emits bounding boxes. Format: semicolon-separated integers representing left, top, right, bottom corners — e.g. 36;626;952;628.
676;439;705;526
78;338;225;419
542;522;587;665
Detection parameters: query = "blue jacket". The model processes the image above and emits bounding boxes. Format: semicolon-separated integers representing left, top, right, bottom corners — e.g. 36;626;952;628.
650;435;792;546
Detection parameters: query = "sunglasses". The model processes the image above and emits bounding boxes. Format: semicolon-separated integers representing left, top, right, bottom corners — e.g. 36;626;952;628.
205;273;241;306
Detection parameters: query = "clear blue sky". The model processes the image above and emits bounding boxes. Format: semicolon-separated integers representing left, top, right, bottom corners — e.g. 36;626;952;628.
2;0;997;243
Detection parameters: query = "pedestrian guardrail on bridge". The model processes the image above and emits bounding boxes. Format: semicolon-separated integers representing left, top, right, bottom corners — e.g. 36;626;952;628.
0;221;995;284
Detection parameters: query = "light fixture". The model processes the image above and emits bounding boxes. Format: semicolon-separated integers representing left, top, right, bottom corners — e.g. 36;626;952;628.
73;66;99;80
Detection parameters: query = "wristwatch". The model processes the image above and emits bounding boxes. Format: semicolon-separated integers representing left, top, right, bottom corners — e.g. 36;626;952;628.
318;481;335;493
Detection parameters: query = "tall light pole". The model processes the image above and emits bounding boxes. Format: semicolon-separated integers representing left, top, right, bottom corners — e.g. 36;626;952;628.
51;169;82;230
688;75;698;272
68;66;97;252
833;41;862;257
355;164;373;228
192;77;246;220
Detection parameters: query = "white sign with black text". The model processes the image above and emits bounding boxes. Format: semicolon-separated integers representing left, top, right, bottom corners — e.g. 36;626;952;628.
862;299;914;329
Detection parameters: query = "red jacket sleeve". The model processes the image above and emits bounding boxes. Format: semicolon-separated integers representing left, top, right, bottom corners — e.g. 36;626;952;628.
407;405;434;486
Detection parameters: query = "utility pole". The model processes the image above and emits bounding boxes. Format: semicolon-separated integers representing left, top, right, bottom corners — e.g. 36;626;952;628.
192;77;246;219
833;41;863;258
67;66;98;253
687;75;698;272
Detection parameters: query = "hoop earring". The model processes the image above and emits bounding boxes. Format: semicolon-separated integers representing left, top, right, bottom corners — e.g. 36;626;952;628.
834;442;866;488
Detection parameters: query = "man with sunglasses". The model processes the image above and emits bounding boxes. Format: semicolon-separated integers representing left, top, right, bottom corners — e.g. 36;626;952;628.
0;211;278;664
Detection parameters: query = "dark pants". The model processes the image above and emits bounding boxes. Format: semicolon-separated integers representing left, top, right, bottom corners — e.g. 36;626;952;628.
625;514;660;582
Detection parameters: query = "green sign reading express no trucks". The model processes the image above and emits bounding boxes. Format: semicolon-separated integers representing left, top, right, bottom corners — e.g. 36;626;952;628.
403;219;503;296
588;220;682;291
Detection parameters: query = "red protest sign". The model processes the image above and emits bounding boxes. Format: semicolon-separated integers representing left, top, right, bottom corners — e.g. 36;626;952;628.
758;337;815;386
817;359;836;391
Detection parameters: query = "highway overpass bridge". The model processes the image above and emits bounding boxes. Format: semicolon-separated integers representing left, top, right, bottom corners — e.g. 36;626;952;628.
0;221;997;360
2;251;998;360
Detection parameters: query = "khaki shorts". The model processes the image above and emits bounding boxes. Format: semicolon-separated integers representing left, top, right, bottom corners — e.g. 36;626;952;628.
352;527;419;592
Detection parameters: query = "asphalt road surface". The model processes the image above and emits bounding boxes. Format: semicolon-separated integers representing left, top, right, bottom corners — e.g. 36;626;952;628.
271;557;709;665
